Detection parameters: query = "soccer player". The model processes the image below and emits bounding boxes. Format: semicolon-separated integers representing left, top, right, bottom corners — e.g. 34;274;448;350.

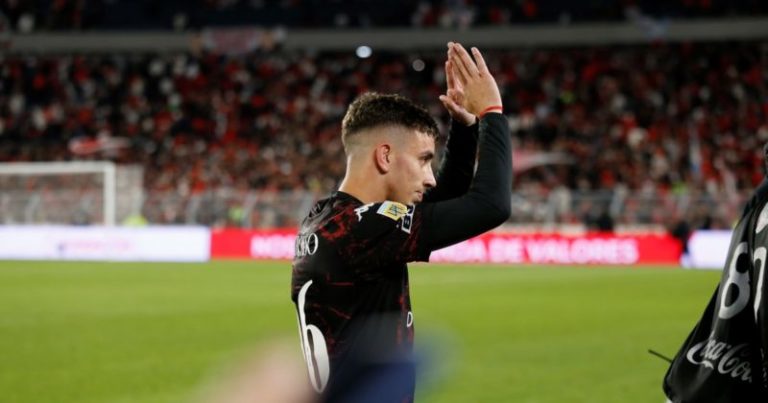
291;42;511;403
663;144;768;402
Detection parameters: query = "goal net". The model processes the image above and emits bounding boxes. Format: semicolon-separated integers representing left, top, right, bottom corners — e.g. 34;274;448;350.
0;162;144;226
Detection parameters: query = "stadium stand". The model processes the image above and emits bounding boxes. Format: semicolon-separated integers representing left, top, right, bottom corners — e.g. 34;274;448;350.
1;1;766;229
0;41;765;228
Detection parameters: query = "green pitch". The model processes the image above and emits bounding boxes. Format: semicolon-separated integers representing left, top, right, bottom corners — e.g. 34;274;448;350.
0;261;720;403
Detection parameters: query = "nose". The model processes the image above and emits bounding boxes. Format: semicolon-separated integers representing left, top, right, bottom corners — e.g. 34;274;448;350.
424;166;436;189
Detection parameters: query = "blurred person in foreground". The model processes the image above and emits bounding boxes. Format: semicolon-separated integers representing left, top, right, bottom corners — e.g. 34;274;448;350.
192;342;313;403
663;143;768;402
291;42;511;403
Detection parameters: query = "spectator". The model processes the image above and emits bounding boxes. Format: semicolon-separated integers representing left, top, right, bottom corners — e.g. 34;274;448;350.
0;42;764;227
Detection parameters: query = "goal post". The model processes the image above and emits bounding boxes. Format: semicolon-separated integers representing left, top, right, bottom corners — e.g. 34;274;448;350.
0;161;143;226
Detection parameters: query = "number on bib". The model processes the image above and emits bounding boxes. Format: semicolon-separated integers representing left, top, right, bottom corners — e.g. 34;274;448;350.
297;280;330;392
754;247;767;323
718;242;751;320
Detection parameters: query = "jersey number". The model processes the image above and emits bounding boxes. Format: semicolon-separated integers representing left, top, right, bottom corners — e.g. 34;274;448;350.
717;242;767;322
297;280;330;392
754;247;766;322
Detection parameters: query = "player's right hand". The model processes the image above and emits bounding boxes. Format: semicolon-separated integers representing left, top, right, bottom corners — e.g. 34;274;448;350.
447;42;503;117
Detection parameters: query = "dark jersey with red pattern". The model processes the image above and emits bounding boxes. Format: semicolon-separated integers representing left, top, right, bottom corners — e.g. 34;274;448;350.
292;193;429;402
291;114;512;403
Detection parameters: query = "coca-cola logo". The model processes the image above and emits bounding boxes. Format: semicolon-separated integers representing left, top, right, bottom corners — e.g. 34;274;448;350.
685;335;753;383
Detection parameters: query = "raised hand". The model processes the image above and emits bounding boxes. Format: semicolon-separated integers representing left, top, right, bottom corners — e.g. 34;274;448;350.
446;42;503;117
439;56;476;126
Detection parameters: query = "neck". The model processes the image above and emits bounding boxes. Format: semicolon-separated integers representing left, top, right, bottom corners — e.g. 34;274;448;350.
339;173;386;204
338;165;387;204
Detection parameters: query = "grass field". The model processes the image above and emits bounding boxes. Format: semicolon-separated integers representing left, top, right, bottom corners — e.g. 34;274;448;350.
0;261;720;403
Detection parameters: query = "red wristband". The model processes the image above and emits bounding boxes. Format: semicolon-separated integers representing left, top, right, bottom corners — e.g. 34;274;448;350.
478;105;503;118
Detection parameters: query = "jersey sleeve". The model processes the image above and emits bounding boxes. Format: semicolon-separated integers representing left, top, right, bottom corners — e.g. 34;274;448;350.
423;119;478;203
338;201;433;272
421;113;512;251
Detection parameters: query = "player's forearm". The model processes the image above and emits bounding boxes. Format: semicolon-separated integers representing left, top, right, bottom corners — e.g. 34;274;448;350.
423;119;478;203
467;113;512;217
422;113;511;251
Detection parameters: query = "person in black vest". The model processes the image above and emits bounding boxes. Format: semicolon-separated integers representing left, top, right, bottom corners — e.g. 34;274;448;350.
663;143;768;402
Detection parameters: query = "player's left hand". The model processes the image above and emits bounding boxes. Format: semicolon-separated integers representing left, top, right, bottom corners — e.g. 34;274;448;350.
439;52;476;127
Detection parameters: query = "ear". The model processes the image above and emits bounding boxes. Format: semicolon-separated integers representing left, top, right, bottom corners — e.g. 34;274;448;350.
374;143;392;174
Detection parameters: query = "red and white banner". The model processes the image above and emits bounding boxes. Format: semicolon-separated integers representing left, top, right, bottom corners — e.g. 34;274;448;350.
430;233;680;265
0;226;685;265
209;229;682;265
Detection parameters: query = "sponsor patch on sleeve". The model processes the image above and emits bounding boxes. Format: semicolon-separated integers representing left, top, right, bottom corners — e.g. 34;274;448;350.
400;205;415;234
376;201;408;221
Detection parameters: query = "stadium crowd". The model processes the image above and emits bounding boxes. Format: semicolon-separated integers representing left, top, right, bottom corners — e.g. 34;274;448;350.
0;41;765;227
1;0;766;32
